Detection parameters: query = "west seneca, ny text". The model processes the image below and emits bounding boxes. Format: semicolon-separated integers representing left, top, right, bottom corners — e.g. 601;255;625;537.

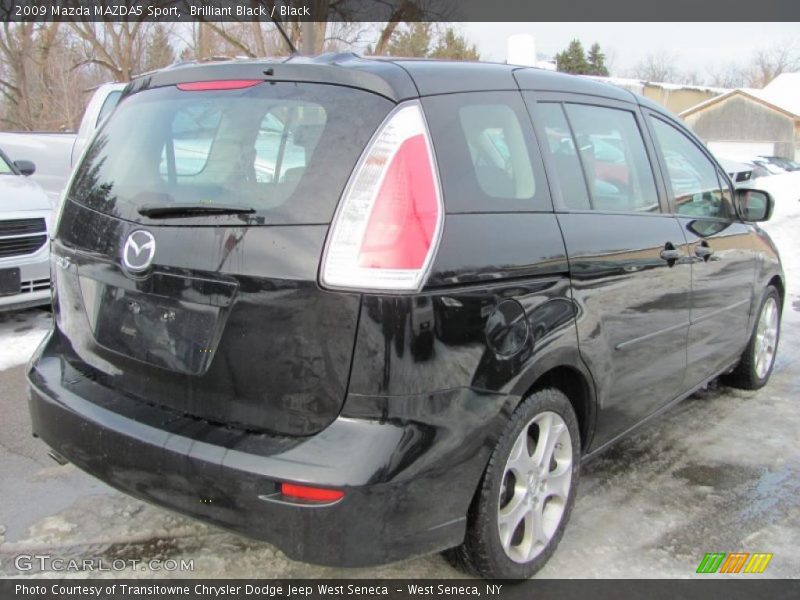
15;583;505;597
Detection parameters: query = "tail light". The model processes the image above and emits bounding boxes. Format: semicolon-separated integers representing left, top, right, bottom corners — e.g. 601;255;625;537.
321;101;443;291
176;80;262;91
280;483;344;503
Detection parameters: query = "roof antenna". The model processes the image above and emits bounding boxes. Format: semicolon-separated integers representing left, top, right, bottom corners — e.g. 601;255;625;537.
271;18;297;56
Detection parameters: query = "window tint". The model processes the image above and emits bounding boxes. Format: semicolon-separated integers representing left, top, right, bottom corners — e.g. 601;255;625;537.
458;104;535;199
650;118;733;219
422;92;551;213
0;154;12;174
537;103;591;210
160;104;327;186
69;83;393;225
160;103;221;178
564;104;659;213
254;107;326;184
95;90;122;126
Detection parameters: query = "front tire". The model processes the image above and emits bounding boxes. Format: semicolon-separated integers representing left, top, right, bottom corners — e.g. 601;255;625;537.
726;285;781;390
445;388;581;579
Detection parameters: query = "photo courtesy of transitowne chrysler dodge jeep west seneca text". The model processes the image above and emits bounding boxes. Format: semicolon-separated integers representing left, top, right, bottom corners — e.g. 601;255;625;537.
27;54;783;579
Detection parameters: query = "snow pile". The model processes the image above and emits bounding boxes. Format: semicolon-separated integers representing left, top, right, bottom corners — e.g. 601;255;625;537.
760;72;800;117
758;171;800;323
0;309;51;371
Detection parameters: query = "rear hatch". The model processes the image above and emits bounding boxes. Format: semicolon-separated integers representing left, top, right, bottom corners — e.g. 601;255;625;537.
52;77;395;435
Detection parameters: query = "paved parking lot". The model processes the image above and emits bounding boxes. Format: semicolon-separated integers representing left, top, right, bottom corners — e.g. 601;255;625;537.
1;187;798;579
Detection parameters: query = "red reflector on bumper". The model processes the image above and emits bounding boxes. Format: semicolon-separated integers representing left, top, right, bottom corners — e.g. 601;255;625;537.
177;80;262;91
280;483;344;503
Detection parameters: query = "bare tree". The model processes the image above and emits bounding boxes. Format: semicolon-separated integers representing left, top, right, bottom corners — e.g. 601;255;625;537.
708;63;747;89
71;21;152;82
0;22;102;130
69;1;181;81
190;19;363;58
631;50;679;83
0;22;60;129
743;39;800;87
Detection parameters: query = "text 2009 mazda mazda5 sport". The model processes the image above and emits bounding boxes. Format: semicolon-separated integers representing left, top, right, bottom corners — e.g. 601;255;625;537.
27;54;783;579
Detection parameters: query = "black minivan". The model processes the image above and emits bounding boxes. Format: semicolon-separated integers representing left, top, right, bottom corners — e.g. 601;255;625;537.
27;54;783;579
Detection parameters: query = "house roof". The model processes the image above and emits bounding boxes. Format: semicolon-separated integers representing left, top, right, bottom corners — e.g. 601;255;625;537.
762;72;800;116
680;72;800;120
589;75;727;95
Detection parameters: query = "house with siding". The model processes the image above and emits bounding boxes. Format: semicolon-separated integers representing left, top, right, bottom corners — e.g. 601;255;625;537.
589;76;726;114
679;73;800;161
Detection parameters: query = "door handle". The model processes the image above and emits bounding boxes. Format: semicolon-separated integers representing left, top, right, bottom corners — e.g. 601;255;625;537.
659;243;681;265
660;249;681;261
695;242;714;261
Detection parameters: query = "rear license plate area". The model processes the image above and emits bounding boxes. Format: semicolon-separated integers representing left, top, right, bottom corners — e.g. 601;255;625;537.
92;286;221;375
0;268;21;296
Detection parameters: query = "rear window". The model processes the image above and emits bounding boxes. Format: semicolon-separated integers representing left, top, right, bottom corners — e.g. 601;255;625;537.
69;82;393;225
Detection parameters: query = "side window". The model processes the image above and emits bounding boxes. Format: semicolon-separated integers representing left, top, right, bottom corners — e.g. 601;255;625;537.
422;92;552;213
457;104;535;200
650;118;733;219
564;104;660;213
717;168;734;209
537;103;591;210
95;91;122;126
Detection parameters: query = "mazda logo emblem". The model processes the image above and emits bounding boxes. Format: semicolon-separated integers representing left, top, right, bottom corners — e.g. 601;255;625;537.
122;230;156;272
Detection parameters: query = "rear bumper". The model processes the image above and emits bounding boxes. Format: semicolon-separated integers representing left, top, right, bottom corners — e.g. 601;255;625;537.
27;334;513;567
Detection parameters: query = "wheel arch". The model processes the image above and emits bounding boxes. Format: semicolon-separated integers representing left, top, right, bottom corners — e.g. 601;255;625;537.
526;366;594;452
510;347;598;453
768;274;785;306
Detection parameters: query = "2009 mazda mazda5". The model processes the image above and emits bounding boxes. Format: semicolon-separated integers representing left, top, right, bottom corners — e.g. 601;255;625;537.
27;54;783;579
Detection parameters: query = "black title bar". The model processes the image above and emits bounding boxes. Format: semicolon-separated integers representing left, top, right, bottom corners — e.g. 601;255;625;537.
4;579;800;600
2;0;799;22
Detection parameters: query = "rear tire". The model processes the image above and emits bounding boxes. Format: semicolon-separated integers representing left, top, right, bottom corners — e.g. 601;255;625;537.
725;285;781;390
444;388;580;579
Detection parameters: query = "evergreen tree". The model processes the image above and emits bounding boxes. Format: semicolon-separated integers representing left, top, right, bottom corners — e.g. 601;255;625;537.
587;42;609;76
386;24;480;61
144;24;175;72
386;23;433;57
430;27;480;60
555;39;590;75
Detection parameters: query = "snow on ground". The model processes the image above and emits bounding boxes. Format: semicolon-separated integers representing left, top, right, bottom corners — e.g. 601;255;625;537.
758;171;800;324
0;173;799;579
0;308;50;371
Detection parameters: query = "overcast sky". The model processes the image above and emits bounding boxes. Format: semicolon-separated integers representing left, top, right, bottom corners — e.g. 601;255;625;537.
459;22;799;78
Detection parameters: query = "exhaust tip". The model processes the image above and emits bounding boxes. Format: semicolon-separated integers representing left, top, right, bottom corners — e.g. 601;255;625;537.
47;450;68;466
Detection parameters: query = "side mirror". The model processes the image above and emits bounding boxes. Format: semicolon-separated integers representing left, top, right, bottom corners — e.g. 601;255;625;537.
14;160;36;176
734;188;773;222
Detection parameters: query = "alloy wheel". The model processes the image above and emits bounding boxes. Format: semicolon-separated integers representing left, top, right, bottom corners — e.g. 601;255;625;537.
497;411;573;563
754;296;779;379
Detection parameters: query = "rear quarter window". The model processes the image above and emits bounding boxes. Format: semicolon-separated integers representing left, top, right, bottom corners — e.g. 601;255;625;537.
422;92;552;213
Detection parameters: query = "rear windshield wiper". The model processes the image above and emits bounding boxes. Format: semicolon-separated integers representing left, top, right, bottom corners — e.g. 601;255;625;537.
138;204;256;219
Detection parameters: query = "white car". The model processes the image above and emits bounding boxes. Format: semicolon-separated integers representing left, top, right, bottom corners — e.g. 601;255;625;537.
0;83;125;202
0;148;53;310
